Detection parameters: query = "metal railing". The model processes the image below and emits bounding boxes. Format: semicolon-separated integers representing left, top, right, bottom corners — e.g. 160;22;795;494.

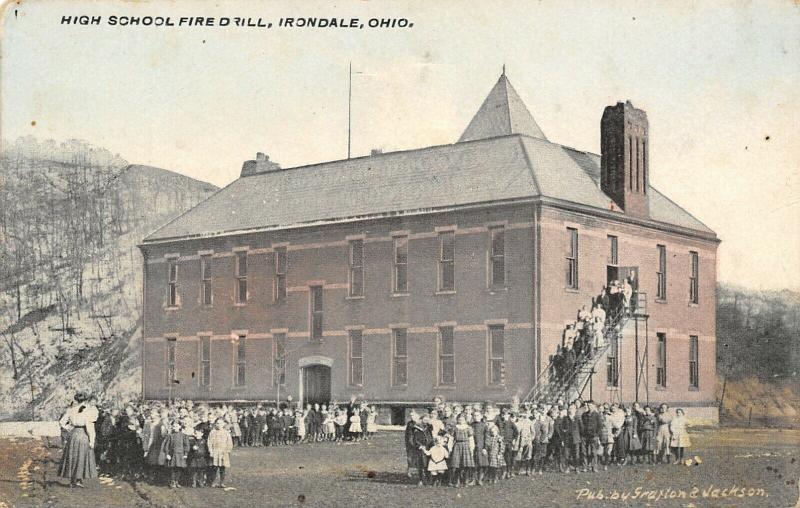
523;292;643;404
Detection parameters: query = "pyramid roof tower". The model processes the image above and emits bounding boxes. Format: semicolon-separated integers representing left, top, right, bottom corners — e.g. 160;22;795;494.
458;71;548;143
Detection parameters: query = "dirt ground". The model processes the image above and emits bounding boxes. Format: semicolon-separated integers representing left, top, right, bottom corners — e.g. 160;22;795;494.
0;427;797;508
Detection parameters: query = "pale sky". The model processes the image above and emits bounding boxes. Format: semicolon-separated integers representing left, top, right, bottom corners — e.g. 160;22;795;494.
2;0;799;291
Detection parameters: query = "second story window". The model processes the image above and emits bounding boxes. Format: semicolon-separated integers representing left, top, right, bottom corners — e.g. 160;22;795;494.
274;247;287;302
689;251;699;304
393;236;408;293
438;231;455;292
689;335;699;389
167;261;178;307
235;251;247;304
489;227;505;287
310;286;323;342
349;240;364;297
608;235;618;266
200;255;212;305
656;245;667;300
566;228;579;289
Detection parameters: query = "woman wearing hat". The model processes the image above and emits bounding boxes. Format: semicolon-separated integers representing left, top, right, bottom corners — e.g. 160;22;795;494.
58;392;98;487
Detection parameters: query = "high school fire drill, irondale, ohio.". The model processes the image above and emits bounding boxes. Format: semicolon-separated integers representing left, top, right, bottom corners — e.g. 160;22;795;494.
59;15;413;29
138;71;718;424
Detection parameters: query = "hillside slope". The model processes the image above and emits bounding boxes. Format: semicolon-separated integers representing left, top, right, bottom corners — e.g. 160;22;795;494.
0;137;217;420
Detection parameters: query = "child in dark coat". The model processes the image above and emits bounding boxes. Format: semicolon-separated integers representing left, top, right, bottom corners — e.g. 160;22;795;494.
187;429;209;487
161;421;190;488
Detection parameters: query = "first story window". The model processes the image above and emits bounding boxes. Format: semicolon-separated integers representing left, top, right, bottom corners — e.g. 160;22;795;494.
273;333;286;386
488;325;505;385
235;335;246;386
606;334;619;387
200;336;210;387
392;328;408;386
349;329;363;385
167;261;178;307
565;228;578;289
656;333;667;388
310;286;323;341
166;338;176;386
689;335;699;389
438;326;455;385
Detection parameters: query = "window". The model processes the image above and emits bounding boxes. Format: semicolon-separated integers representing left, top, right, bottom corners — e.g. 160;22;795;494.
489;227;505;287
438;231;455;291
200;336;210;387
393;236;408;293
274;247;287;302
273;333;286;386
566;228;579;289
488;325;505;385
438;326;455;385
235;335;246;386
606;334;619;387
656;333;667;388
167;261;178;307
310;286;323;342
608;235;618;266
349;240;364;297
166;338;176;386
689;251;699;304
392;328;408;386
201;256;212;305
656;245;667;300
689;335;699;389
235;251;247;304
349;329;363;385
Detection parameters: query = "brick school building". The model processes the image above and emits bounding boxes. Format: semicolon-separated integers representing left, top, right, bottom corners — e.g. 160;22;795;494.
138;72;719;422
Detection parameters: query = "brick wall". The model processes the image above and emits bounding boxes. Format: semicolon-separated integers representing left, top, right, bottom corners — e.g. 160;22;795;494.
141;204;536;404
537;205;718;409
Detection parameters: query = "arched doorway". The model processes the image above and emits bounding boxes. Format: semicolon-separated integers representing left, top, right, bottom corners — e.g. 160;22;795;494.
298;356;333;407
303;365;331;407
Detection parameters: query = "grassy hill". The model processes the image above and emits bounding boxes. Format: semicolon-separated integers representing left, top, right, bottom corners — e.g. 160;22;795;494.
0;137;217;420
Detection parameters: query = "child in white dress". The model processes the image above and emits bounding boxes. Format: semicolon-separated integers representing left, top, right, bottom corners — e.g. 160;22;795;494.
421;436;450;486
348;412;362;440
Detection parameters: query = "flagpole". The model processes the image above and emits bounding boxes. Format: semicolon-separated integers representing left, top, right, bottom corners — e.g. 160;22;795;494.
348;61;352;159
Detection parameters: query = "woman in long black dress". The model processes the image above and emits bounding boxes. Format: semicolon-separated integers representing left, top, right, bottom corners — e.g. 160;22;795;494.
58;392;98;487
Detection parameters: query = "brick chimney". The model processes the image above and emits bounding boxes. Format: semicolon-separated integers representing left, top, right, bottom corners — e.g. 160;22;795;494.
241;152;281;177
601;101;649;218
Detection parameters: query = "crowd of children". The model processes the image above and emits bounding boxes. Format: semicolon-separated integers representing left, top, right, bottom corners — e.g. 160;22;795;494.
405;399;693;487
83;398;379;488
